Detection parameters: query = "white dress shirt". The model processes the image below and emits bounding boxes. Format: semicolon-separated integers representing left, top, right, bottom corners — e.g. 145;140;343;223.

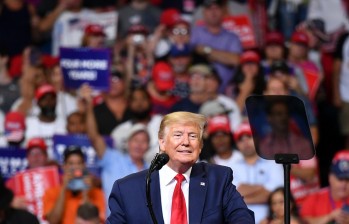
159;165;192;224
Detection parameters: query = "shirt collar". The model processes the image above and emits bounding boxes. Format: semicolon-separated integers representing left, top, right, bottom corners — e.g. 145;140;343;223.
160;164;192;186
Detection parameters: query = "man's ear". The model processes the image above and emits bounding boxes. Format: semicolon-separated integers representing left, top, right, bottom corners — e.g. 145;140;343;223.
158;138;165;153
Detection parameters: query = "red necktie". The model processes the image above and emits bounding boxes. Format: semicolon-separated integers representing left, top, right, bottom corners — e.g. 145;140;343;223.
170;174;187;224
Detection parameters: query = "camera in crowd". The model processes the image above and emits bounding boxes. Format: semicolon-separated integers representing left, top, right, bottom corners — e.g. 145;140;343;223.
67;168;89;191
132;34;145;45
127;24;148;46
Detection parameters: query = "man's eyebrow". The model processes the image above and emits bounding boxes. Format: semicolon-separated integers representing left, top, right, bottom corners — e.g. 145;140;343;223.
173;131;183;134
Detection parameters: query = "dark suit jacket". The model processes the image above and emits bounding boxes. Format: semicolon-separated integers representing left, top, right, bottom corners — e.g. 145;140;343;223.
107;162;254;224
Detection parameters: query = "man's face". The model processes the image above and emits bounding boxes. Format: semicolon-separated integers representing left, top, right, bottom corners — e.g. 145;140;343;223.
241;63;259;77
87;35;105;49
236;135;256;158
329;173;349;200
265;78;288;95
169;55;191;74
67;114;86;134
169;24;190;45
159;123;202;172
189;73;206;93
128;132;149;161
265;45;284;61
204;76;219;96
38;93;57;118
289;42;307;60
27;148;47;169
203;4;224;27
38;93;56;108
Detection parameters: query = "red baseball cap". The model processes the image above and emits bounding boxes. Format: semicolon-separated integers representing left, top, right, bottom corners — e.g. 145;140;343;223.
35;84;56;101
42;55;59;68
152;62;175;92
4;111;25;142
207;115;231;135
265;31;284;46
127;24;149;35
160;8;181;28
240;51;260;64
26;137;47;151
5;111;25;132
84;24;106;37
234;122;252;141
291;31;309;46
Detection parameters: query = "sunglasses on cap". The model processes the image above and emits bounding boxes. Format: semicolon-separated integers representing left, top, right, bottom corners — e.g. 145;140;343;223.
172;28;189;36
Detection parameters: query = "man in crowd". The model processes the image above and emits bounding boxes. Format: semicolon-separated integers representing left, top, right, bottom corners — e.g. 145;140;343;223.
0;111;26;147
301;150;349;224
75;203;101;224
232;122;284;224
107;111;254;223
190;0;242;92
26;137;49;169
25;84;67;151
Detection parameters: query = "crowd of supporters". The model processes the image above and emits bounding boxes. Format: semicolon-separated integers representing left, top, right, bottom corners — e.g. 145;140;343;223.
1;0;349;223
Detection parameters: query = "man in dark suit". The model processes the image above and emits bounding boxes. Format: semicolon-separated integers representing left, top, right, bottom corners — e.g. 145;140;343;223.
107;111;254;224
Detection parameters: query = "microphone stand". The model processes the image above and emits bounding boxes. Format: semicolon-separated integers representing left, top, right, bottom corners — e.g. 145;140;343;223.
146;153;159;224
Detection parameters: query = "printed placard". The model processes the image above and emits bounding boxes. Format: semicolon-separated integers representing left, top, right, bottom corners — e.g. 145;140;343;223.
0;147;27;180
60;47;111;90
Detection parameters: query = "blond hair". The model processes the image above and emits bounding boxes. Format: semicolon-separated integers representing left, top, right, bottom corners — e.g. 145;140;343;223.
158;112;207;141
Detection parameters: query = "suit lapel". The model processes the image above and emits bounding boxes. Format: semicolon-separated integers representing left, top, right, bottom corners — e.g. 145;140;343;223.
189;163;207;223
150;171;165;224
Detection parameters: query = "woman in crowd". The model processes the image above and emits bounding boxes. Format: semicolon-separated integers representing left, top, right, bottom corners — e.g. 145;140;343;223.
260;187;304;224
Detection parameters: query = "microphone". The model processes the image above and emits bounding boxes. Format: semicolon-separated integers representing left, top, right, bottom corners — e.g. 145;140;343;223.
146;153;169;224
150;153;169;173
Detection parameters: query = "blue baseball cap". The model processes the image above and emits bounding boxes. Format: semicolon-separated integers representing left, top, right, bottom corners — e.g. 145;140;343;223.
331;150;349;179
169;44;191;57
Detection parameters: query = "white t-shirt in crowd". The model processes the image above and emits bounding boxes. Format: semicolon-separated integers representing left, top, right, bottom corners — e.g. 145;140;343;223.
52;9;94;55
212;150;243;169
25;116;67;158
11;91;78;118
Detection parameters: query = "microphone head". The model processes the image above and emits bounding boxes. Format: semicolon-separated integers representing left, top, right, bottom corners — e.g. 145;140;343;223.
154;153;169;171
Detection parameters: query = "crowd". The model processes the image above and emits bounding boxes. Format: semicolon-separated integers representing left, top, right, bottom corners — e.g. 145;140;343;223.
1;0;349;223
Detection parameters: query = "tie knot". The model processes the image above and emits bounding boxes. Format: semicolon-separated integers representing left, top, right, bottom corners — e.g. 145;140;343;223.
175;174;185;183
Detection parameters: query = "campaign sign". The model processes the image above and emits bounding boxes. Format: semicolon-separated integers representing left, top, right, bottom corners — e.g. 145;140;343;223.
60;47;111;91
52;134;113;176
13;166;60;224
222;15;257;49
0;147;27;180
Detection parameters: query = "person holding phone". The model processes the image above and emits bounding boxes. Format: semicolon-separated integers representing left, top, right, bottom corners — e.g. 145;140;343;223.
300;150;349;224
43;146;105;224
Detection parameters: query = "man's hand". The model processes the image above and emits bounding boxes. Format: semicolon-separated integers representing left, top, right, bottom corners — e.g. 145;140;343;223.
62;169;74;189
333;209;349;224
11;196;27;209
